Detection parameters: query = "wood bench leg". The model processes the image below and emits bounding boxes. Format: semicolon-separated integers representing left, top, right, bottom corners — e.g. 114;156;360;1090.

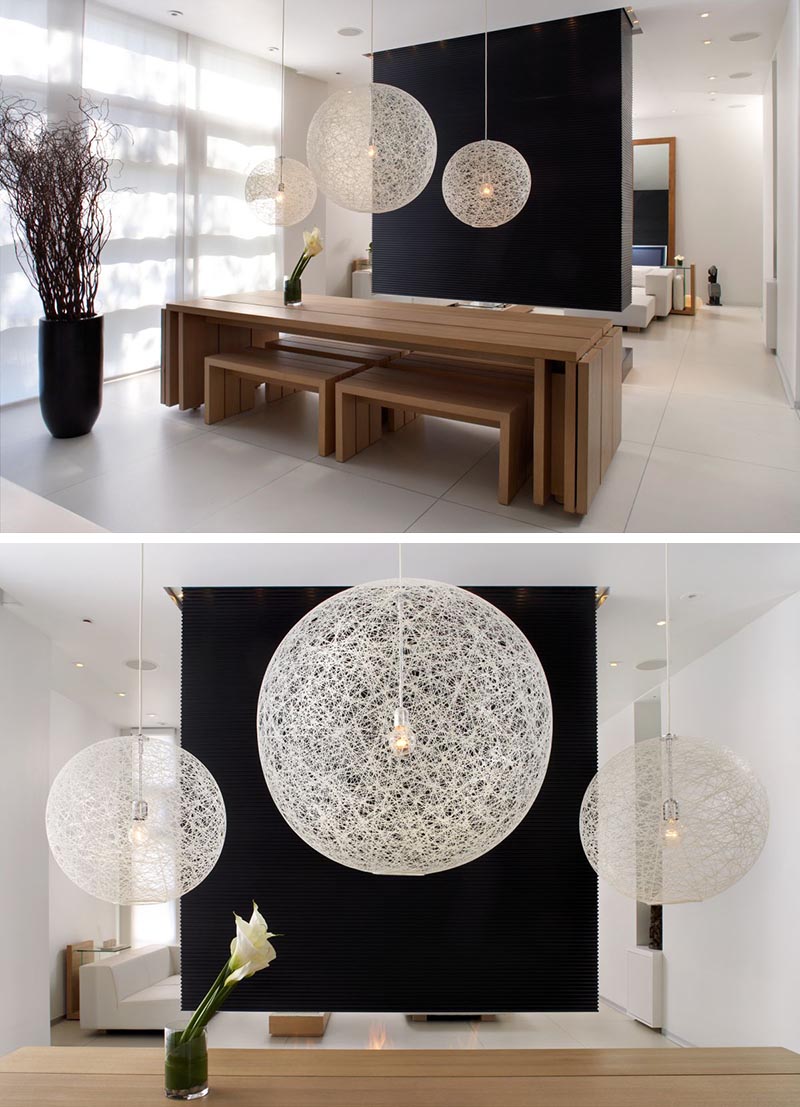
179;313;218;411
563;360;578;514
369;402;382;445
204;361;226;425
498;409;526;506
239;379;258;413
336;389;358;461
356;398;372;452
550;373;565;503
533;357;550;506
224;369;243;419
318;381;335;457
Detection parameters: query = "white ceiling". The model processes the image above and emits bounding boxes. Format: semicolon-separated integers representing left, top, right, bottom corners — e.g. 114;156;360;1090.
103;0;787;117
1;541;798;731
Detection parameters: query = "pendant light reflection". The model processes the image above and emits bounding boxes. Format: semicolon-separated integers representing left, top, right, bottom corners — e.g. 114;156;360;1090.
45;548;227;905
578;545;769;905
442;0;531;227
245;0;317;227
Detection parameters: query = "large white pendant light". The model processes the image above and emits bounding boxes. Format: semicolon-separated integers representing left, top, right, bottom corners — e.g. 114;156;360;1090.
245;0;317;228
579;546;769;905
442;0;531;228
46;548;226;905
306;1;437;213
257;552;552;876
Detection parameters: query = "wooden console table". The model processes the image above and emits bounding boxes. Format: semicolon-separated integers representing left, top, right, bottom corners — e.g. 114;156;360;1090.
161;292;619;515
3;1046;799;1106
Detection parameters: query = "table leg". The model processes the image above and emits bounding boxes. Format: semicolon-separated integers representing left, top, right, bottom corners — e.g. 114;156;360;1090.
563;360;578;513
179;313;219;410
533;358;550;506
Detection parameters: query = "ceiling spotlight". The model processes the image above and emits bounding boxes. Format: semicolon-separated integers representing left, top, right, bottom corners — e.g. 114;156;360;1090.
729;31;760;42
680;591;703;601
147;713;157;718
656;619;667;627
73;661;85;668
636;659;667;671
609;661;621;668
268;46;279;52
125;658;158;671
82;618;93;624
168;9;183;15
337;26;363;36
700;11;710;18
703;39;712;45
707;75;717;80
115;692;126;698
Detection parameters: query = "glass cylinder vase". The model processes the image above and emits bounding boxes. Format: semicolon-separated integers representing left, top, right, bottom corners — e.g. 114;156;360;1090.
283;275;302;306
164;1024;208;1100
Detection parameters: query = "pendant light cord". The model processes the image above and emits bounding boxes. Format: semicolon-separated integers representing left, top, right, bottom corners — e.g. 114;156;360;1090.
370;0;375;79
397;543;404;707
484;0;488;143
137;543;144;804
664;543;675;803
278;0;286;180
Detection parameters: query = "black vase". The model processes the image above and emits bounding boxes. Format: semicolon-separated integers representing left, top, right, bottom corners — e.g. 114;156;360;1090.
38;316;104;438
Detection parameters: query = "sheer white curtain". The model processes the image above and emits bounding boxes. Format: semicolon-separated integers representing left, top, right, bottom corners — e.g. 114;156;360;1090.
0;0;280;404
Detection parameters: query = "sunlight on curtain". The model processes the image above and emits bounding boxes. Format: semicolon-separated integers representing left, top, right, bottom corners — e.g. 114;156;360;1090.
0;0;280;403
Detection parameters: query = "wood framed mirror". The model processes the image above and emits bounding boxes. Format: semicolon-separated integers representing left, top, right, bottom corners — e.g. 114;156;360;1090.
632;137;676;266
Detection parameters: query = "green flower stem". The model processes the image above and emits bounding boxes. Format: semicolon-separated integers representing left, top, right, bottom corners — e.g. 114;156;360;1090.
178;959;233;1045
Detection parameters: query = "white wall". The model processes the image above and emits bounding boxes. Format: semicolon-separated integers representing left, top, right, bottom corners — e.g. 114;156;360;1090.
634;109;764;306
0;608;51;1055
48;690;117;1021
597;701;638;1010
662;592;800;1051
325;202;371;298
771;0;800;403
283;69;329;295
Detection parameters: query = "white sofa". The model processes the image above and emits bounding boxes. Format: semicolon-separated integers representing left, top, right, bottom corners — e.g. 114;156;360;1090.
79;944;181;1030
632;266;672;318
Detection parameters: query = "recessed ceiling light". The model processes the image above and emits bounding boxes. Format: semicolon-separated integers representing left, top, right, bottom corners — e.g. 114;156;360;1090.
729;31;760;42
729;71;752;79
700;11;711;18
680;591;703;601
703;39;712;45
609;661;621;668
337;26;363;36
147;713;157;718
707;75;717;80
115;691;126;698
82;617;93;624
73;661;85;668
168;9;183;15
656;619;667;627
268;46;279;52
125;658;158;671
671;108;678;114
636;658;667;671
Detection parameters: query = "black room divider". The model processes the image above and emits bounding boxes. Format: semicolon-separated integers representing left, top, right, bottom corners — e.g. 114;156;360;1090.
180;586;597;1012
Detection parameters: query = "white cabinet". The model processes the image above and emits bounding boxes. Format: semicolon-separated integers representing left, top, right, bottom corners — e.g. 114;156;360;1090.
626;947;663;1028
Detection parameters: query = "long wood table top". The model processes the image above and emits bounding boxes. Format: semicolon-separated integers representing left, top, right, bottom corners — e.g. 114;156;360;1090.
166;291;610;365
2;1046;798;1107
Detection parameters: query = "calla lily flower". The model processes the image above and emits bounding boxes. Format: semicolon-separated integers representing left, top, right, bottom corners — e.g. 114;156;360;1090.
225;901;277;985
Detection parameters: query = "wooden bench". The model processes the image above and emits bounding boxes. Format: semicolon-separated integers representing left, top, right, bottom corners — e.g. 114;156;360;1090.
204;348;369;457
335;360;533;505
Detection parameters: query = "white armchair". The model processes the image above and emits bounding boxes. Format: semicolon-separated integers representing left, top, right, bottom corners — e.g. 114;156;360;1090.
79;944;181;1030
632;266;672;317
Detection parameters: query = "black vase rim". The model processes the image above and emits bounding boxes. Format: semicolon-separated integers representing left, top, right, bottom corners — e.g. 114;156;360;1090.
39;314;103;324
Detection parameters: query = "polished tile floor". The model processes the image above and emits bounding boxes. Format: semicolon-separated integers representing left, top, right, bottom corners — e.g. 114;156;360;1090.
50;1003;678;1050
2;307;797;533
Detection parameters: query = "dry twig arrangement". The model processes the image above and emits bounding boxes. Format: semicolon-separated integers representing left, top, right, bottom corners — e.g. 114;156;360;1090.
0;94;122;320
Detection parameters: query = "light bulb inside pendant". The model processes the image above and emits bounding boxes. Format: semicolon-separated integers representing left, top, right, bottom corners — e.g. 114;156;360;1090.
662;797;681;845
367;143;378;159
128;798;149;846
480;181;494;198
386;707;415;758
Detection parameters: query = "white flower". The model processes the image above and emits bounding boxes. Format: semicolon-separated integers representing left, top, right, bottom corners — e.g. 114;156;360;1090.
303;227;323;257
225;902;277;985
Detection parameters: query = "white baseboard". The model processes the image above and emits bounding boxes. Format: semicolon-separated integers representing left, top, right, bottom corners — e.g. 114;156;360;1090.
775;353;799;409
600;993;691;1046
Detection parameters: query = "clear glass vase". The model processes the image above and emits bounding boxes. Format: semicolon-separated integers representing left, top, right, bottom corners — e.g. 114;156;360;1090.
283;275;302;306
164;1024;208;1100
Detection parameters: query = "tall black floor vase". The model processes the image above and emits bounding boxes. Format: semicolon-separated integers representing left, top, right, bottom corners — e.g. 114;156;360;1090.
38;316;104;438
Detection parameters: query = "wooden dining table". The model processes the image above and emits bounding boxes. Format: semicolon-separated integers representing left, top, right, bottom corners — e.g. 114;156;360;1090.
3;1045;799;1106
161;292;620;514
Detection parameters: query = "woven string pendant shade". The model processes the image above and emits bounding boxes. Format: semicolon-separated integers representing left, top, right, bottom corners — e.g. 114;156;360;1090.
257;579;552;876
245;155;318;227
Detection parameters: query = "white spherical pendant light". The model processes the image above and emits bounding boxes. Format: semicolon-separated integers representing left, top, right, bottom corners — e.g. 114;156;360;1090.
257;578;552;876
443;1;531;228
245;156;318;228
307;83;437;214
579;734;768;904
245;0;317;228
46;734;227;905
579;546;768;905
443;139;531;228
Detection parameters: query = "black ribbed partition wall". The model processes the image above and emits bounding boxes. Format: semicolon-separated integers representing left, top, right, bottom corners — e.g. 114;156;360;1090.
180;586;598;1012
372;8;633;312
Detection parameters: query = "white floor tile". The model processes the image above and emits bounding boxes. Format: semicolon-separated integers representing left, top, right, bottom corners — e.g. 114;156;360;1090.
443;442;649;533
656;393;800;472
547;1011;677;1049
622;386;670;446
205;1012;288;1049
314;416;497;498
0;477;106;532
673;350;788;407
193;462;435;533
48;434;302;532
626;446;800;533
0;391;208;496
407;499;550;533
474;1013;579;1049
208;391;321;461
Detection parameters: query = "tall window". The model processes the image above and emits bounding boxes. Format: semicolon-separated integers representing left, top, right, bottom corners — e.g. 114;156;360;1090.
0;1;279;403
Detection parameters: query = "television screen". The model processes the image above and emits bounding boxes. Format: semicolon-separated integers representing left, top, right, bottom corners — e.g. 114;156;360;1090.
633;245;668;267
